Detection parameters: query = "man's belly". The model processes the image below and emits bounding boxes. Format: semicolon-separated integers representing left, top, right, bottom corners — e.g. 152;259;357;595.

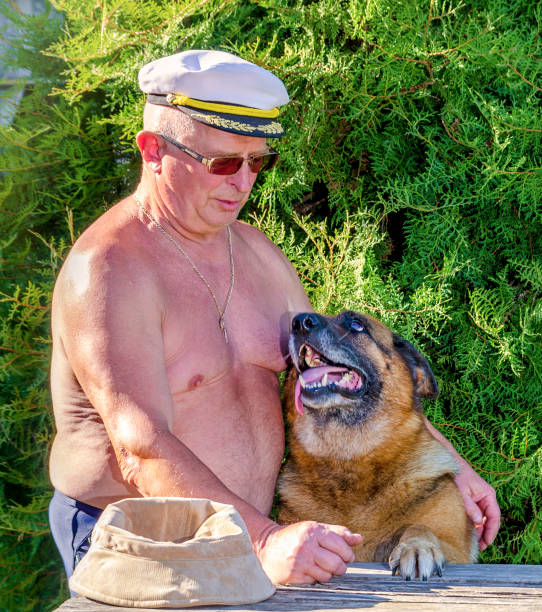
49;369;285;513
170;369;285;514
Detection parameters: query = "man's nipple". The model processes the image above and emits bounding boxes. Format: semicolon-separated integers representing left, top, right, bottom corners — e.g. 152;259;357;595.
188;374;204;389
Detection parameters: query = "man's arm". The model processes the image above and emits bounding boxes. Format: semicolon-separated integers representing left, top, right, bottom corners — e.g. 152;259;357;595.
56;243;361;584
424;417;500;550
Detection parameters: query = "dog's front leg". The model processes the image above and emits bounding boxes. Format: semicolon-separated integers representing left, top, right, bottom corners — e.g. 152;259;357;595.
388;525;446;580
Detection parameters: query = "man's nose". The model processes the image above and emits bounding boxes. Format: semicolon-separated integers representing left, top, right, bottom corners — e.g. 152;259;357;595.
227;160;254;192
292;313;321;333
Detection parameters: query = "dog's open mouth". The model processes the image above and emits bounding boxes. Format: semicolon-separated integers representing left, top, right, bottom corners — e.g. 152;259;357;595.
294;344;365;415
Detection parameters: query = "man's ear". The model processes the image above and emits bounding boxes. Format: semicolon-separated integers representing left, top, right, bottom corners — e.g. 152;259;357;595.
393;334;439;398
136;131;163;174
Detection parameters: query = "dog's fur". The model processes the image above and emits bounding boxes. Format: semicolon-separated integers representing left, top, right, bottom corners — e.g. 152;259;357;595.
278;311;477;580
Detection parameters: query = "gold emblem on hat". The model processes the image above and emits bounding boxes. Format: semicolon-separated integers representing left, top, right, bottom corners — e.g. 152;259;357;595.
190;111;283;135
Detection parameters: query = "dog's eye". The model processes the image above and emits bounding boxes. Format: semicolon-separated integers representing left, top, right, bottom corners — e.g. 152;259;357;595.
350;320;365;333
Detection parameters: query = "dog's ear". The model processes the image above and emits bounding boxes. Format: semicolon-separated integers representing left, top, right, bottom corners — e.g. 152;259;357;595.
392;334;439;398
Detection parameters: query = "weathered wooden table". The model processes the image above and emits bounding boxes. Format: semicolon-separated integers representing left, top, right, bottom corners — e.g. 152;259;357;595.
55;563;542;611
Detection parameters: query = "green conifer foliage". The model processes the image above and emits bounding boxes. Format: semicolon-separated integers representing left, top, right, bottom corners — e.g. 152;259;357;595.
0;0;540;608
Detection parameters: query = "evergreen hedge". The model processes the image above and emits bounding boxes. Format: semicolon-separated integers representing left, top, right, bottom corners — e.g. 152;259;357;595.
1;0;540;609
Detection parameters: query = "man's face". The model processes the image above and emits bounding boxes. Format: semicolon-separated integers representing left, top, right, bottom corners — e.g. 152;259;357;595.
159;120;269;234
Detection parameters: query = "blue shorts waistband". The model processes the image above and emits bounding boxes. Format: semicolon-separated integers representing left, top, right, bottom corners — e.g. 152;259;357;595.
52;489;103;518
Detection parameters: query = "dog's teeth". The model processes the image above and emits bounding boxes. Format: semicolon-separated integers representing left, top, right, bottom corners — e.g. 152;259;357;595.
322;373;328;386
337;372;351;388
307;381;323;390
300;376;306;388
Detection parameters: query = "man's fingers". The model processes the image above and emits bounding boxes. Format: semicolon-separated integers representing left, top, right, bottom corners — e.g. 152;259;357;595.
479;504;501;549
314;548;348;577
465;490;500;549
343;531;364;547
317;524;362;563
257;521;361;585
463;494;483;526
306;565;333;584
454;465;501;550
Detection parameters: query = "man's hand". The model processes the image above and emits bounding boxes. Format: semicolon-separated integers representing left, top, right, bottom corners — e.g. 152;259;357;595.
255;521;363;584
423;417;500;551
454;464;500;551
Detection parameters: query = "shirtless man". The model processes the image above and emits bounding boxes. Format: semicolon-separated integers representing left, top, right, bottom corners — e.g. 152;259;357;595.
48;50;499;587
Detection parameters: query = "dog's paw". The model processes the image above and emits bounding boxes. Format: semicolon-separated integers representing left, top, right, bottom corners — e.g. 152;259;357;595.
388;530;446;581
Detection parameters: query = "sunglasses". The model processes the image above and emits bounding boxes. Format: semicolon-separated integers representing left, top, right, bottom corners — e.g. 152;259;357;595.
156;132;279;175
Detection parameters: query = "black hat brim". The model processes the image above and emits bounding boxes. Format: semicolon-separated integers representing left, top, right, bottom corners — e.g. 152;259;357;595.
146;94;284;138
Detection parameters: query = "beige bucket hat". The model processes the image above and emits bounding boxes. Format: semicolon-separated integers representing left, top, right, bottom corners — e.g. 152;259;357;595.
69;497;275;608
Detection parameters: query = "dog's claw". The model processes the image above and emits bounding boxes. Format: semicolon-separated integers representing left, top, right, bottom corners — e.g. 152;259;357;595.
436;564;443;577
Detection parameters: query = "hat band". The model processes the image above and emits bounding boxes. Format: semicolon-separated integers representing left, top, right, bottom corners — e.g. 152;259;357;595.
164;94;280;118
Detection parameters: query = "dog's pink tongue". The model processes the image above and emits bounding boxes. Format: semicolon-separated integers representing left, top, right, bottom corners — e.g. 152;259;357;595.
294;366;348;415
300;366;331;383
294;377;304;415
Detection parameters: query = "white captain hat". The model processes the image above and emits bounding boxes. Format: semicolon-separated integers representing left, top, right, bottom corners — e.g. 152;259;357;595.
138;49;289;138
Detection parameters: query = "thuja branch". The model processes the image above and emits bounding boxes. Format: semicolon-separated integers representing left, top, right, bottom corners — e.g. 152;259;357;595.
502;60;542;92
7;0;24;15
499;120;542;133
1;132;55;156
441;119;476;149
0;292;50;310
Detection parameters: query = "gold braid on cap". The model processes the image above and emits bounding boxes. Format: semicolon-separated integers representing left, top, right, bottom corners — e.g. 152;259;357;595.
166;94;280;118
188;111;283;135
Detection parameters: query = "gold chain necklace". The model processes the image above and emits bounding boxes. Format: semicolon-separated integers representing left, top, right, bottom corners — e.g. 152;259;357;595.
135;195;235;343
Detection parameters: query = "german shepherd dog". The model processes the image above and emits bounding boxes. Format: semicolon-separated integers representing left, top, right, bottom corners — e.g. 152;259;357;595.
278;311;477;580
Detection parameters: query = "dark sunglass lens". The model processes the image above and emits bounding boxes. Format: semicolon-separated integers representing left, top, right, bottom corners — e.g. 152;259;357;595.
251;152;279;173
209;157;244;175
209;152;279;175
248;156;264;173
261;152;279;172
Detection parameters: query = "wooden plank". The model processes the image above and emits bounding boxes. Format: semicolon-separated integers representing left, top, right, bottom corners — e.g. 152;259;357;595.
54;589;542;612
343;562;542;584
55;596;542;611
54;563;542;612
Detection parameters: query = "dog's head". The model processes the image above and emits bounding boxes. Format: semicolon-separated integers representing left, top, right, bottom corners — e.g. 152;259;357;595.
287;311;438;428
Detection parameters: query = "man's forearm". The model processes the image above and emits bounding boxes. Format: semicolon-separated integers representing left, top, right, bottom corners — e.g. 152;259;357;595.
424;416;469;468
115;429;277;546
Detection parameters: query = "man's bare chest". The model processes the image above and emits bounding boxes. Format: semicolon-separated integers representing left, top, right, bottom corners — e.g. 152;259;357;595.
159;270;289;394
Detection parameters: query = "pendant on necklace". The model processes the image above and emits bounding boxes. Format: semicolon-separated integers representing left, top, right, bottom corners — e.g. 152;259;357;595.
219;316;228;344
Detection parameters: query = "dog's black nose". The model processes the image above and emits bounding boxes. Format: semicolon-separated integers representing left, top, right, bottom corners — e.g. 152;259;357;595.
292;313;321;333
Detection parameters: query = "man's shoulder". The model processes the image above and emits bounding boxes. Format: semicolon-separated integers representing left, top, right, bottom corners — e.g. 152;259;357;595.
75;197;141;248
233;220;311;310
234;220;291;263
54;200;154;303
